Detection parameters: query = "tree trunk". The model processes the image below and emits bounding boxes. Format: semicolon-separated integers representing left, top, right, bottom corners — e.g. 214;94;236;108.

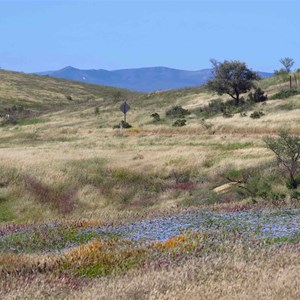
235;93;240;106
289;174;298;189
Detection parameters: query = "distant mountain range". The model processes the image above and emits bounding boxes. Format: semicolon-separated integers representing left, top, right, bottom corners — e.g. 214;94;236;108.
36;66;273;92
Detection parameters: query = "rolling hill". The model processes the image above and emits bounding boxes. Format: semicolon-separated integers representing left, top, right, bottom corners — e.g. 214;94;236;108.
0;69;140;115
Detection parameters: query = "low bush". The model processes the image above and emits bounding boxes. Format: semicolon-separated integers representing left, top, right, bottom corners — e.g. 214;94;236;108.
250;111;265;119
166;105;190;118
94;107;100;114
291;190;300;200
196;98;253;118
286;174;300;190
172;119;186;127
150;112;160;122
248;88;267;102
226;165;284;201
113;120;132;129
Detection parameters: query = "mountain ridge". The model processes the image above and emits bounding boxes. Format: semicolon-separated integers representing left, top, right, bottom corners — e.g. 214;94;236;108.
36;66;273;92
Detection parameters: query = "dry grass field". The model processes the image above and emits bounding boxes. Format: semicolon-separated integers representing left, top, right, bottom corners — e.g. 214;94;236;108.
0;70;300;299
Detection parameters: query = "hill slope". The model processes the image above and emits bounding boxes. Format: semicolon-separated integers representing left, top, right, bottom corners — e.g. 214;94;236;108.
0;69;140;115
37;66;273;92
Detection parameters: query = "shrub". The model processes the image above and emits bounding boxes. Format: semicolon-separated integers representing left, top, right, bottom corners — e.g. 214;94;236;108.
166;105;190;118
250;111;265;119
286;174;300;190
291;190;300;200
113;120;132;129
270;89;300;100
264;130;300;189
172;119;186;127
248;88;267;102
226;165;281;200
222;107;233;118
197;98;252;118
94;107;100;114
150;112;160;122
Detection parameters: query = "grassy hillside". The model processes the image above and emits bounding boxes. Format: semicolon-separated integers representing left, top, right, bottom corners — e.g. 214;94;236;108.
0;71;299;223
0;71;300;299
0;69;140;116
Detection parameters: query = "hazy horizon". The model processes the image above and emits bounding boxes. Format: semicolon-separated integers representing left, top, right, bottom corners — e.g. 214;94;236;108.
1;0;299;73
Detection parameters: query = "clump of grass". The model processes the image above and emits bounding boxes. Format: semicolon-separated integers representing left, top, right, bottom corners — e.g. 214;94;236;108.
63;239;146;278
67;158;164;206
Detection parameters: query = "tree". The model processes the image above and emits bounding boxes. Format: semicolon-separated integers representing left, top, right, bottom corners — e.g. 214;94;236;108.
279;57;294;73
207;60;260;105
264;130;300;189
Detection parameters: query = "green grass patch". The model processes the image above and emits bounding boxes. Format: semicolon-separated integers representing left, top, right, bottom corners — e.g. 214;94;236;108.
270;89;300;100
0;225;114;253
217;142;254;151
18;118;42;126
264;233;300;244
0;203;14;222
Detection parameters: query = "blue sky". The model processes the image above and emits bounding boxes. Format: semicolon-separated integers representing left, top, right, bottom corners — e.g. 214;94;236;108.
0;0;299;72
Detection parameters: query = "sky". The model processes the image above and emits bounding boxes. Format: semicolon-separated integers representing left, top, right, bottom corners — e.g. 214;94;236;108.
0;0;299;73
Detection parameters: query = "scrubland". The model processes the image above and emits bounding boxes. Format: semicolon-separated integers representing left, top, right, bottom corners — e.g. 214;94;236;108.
0;70;299;299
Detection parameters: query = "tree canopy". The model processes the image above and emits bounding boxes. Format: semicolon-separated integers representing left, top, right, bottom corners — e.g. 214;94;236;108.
207;60;260;105
279;57;294;73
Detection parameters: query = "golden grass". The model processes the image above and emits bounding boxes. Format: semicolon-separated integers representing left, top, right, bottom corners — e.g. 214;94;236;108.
1;242;299;300
1;72;300;299
0;96;297;223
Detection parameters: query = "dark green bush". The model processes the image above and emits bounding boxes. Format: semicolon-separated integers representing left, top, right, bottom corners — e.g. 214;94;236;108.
250;111;265;119
270;89;300;100
172;119;186;127
113;120;132;129
151;113;160;122
248;88;267;102
196;98;252;118
94;107;100;114
291;190;300;200
286;174;300;190
166;105;190;118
